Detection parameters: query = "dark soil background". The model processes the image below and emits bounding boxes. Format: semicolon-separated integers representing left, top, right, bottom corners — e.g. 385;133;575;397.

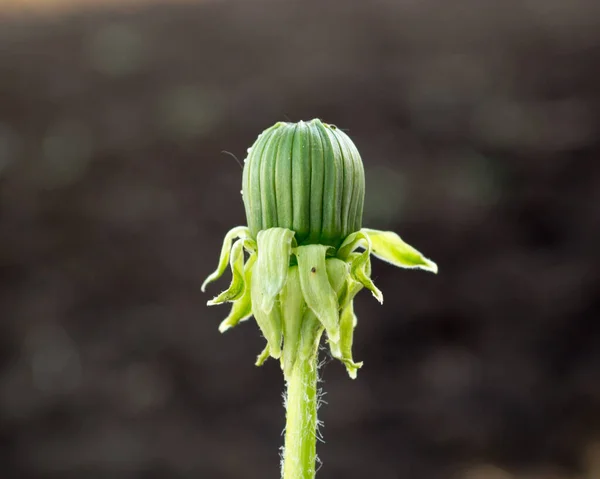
1;1;599;478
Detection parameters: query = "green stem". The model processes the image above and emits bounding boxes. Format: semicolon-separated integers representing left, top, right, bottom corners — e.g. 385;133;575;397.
282;355;318;479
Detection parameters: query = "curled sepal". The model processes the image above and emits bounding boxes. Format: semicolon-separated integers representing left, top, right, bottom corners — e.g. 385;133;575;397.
361;228;438;273
349;251;383;304
338;231;383;303
338;301;363;379
325;258;350;359
207;239;246;305
329;261;364;378
218;253;257;333
296;244;341;344
254;227;296;313
325;258;349;300
201;226;252;292
255;344;271;366
280;266;306;379
338;272;363;314
337;230;368;260
252;280;283;359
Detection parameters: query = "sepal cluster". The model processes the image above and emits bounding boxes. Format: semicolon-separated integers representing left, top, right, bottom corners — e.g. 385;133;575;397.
203;226;437;380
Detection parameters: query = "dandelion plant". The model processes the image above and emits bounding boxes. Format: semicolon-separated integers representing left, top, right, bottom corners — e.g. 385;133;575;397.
202;119;437;479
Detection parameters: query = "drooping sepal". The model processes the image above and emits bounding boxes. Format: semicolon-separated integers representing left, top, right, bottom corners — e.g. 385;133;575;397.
251;228;295;360
280;266;306;379
339;300;362;379
201;226;253;292
332;260;364;379
207;238;246;305
361;228;438;273
251;281;283;359
255;344;271;366
296;245;341;345
218;252;256;333
325;257;349;298
338;230;383;303
253;228;296;313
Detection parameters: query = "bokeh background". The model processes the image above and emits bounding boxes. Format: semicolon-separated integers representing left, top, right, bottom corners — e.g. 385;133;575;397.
1;0;599;478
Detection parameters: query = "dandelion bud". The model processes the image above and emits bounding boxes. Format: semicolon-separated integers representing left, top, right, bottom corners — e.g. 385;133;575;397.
204;119;437;379
242;119;365;248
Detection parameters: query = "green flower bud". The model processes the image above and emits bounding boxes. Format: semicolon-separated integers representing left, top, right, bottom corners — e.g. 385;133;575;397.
203;119;438;380
242;119;365;248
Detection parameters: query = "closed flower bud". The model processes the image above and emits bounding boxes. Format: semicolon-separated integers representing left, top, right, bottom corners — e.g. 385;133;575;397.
204;118;437;380
242;119;365;248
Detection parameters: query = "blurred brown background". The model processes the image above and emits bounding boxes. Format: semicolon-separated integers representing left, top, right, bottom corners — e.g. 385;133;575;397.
1;0;599;478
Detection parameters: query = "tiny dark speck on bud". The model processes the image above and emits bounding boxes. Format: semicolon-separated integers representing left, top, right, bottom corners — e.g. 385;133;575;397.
311;267;316;273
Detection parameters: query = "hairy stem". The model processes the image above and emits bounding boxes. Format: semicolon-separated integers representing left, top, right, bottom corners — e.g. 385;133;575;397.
282;355;318;479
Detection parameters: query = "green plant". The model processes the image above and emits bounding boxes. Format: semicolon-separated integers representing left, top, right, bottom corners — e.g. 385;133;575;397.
203;119;437;479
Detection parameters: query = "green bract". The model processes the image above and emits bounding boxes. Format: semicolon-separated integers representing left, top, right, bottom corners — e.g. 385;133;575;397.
203;119;437;380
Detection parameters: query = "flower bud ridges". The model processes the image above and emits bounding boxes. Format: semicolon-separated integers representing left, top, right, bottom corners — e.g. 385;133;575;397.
242;119;365;248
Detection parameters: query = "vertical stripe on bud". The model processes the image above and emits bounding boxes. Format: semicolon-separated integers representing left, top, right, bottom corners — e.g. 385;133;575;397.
291;121;311;241
259;125;285;229
339;128;365;237
307;121;324;245
243;125;271;240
